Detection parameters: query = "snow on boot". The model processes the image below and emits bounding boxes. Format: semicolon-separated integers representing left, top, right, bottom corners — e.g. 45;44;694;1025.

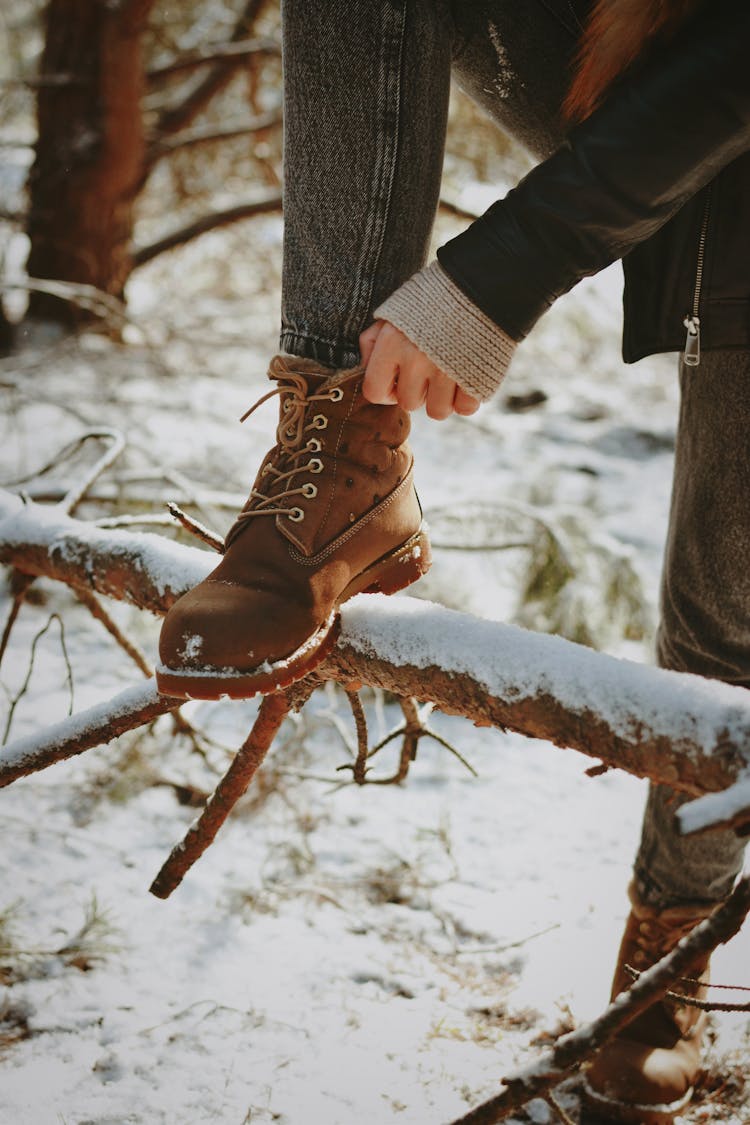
582;882;714;1124
156;355;430;699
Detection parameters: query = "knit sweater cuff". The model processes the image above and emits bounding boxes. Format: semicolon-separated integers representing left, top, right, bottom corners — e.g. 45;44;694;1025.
374;261;517;402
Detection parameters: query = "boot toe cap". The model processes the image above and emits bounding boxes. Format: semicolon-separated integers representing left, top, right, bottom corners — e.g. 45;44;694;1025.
585;1036;697;1119
159;580;318;673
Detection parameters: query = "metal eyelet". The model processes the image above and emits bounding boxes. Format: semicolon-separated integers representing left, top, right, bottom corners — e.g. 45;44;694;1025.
287;507;305;522
308;458;323;474
301;483;318;499
282;400;291;412
307;438;322;452
328;387;344;402
286;426;295;437
312;414;328;429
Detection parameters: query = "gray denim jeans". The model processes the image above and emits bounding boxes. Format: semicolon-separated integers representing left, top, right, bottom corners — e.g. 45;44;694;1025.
280;0;747;908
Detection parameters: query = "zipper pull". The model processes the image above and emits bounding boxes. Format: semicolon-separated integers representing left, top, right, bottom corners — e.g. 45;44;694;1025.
683;315;701;367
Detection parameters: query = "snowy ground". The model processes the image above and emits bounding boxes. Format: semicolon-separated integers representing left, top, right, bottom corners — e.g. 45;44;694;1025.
1;211;748;1124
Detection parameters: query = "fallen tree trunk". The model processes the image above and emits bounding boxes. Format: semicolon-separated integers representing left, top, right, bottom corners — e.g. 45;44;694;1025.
2;489;750;831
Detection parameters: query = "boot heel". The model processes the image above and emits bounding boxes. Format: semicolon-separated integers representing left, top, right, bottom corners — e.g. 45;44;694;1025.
350;527;431;598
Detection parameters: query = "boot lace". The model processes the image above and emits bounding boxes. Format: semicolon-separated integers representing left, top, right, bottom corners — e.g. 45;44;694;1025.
227;359;359;542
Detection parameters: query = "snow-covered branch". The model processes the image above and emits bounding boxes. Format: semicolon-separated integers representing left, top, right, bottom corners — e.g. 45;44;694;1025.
2;488;750;834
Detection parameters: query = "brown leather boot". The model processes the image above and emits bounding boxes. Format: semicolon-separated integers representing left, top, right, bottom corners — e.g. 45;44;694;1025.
582;883;714;1124
156;355;430;699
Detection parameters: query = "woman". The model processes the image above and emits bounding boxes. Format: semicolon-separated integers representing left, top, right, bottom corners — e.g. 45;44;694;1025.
158;3;750;1119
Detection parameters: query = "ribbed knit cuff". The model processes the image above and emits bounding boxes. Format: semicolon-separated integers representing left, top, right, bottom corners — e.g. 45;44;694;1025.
374;261;517;402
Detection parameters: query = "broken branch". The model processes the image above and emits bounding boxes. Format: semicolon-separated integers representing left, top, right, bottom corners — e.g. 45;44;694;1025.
149;690;295;899
132;193;282;268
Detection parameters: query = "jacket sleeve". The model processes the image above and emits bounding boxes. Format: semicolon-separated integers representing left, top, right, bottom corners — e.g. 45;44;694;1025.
436;0;750;343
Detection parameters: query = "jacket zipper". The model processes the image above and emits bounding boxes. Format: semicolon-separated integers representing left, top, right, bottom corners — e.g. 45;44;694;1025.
683;185;713;367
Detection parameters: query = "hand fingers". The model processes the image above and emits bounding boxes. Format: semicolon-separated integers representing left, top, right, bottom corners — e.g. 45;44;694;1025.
362;326;399;405
453;386;481;416
358;320;385;368
425;369;460;420
362;320;481;419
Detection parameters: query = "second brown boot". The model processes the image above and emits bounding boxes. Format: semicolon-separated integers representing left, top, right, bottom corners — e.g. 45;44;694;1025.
156;355;431;699
582;882;714;1124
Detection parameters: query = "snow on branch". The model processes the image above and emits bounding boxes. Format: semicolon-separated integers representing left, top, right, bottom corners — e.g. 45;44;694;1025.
2;488;750;833
0;681;179;786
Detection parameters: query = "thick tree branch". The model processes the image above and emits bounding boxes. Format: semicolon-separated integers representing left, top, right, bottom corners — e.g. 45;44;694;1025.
0;680;180;786
149;689;297;898
3;489;750;830
131;193;282;268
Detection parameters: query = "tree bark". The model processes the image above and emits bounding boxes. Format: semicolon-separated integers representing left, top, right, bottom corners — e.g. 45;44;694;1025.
26;0;155;326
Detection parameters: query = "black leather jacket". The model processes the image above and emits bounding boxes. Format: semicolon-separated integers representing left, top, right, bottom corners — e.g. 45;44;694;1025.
437;1;750;367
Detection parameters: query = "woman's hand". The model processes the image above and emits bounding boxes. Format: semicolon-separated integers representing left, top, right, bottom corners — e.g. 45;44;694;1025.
360;320;480;420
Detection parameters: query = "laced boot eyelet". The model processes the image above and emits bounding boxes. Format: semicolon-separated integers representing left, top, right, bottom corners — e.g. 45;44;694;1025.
328;387;344;402
308;458;323;474
307;438;322;451
301;483;318;499
312;414;328;429
288;507;305;522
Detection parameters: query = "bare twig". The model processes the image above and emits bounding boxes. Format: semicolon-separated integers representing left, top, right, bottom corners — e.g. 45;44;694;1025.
0;571;34;669
1;278;126;325
132;193;282;268
0;681;180;787
623;964;750;1012
147;110;281;162
448;875;750;1124
149;1;272;143
2;613;74;745
74;586;152;678
363;698;477;783
545;1091;576;1125
146;36;279;83
166;502;224;552
59;430;127;516
149;689;301;899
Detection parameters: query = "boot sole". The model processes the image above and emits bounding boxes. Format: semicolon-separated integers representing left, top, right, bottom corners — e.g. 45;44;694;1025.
580;1075;694;1124
155;525;431;700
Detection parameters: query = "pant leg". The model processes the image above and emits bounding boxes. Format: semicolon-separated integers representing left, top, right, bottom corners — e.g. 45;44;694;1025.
280;0;590;367
634;351;749;908
280;0;454;368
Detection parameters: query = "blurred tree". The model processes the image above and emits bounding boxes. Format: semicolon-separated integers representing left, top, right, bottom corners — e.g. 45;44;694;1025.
23;0;279;329
26;0;155;325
